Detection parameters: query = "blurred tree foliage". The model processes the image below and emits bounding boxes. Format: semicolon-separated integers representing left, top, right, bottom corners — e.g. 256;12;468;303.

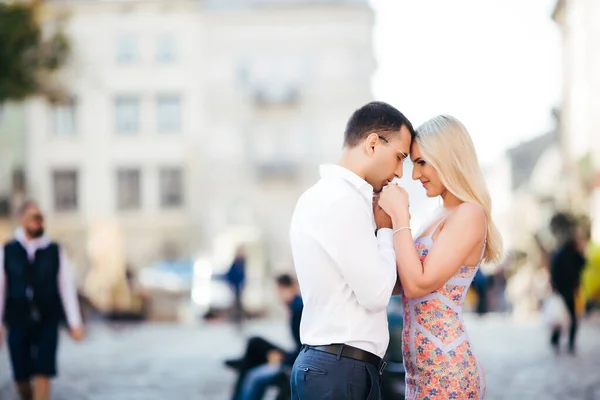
0;1;70;103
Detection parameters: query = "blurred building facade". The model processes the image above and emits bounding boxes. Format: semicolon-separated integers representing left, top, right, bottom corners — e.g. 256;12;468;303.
553;0;600;241
482;115;562;255
482;0;600;262
20;0;374;309
0;103;27;241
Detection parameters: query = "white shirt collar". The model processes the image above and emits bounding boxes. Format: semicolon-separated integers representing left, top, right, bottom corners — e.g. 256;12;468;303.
319;164;374;204
14;227;51;253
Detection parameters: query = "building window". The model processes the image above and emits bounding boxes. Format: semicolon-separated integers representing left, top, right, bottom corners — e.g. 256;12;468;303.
115;96;140;134
157;95;181;133
12;169;25;192
116;34;139;64
159;168;183;208
53;170;78;212
0;197;9;217
156;34;177;63
52;99;76;135
117;168;141;210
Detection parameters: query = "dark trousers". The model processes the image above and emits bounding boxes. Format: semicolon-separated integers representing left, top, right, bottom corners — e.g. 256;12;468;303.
7;320;60;381
232;285;245;324
291;347;382;400
551;290;578;351
231;337;283;400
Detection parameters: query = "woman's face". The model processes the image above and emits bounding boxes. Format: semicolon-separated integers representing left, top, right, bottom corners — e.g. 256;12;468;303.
411;142;445;198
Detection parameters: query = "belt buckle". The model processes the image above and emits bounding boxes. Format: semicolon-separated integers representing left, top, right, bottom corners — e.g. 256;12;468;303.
378;361;387;375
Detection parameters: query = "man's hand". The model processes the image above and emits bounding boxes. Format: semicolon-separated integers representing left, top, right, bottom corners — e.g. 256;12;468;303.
266;350;285;365
373;194;393;230
70;326;85;342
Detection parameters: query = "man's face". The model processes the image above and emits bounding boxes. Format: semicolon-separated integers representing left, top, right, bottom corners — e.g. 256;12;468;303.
276;285;295;304
365;125;412;193
21;204;45;239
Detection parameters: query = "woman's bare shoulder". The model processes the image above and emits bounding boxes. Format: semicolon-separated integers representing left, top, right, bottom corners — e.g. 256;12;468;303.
446;202;486;230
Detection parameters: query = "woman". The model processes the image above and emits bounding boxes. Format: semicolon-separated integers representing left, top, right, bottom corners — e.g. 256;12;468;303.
379;115;502;400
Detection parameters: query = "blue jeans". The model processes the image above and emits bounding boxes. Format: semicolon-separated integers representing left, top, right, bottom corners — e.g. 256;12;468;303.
291;347;382;400
239;363;282;400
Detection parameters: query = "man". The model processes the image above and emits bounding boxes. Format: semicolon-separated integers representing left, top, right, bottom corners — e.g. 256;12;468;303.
226;274;303;400
289;101;414;399
226;246;247;325
0;200;84;400
548;212;586;354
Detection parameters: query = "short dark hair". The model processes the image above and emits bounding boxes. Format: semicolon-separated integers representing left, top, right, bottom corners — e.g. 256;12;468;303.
275;274;296;288
17;199;39;216
550;212;575;236
343;101;415;147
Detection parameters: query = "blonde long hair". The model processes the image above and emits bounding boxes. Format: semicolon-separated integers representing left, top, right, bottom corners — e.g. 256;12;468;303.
415;115;503;263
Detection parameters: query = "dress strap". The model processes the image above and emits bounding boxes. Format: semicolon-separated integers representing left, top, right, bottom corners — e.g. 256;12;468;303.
426;216;448;239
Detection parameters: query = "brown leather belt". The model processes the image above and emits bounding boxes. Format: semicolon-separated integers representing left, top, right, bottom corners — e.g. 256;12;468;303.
305;344;387;374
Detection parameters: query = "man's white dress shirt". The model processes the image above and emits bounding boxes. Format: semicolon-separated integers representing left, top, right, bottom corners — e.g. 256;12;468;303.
289;164;397;358
0;228;83;328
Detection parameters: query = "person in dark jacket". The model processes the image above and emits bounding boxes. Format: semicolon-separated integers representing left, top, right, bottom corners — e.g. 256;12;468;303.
0;201;84;400
225;274;303;400
226;247;247;324
548;212;586;354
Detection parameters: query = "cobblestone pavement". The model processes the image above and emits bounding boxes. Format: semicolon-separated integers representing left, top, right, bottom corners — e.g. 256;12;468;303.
1;313;599;399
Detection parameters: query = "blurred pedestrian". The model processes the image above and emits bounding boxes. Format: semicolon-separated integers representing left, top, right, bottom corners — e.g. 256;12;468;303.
471;268;489;315
0;200;84;400
226;246;247;325
548;212;586;354
225;274;303;400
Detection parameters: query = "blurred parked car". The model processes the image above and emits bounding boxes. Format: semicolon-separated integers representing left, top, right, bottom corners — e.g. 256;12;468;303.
138;257;233;321
382;295;406;398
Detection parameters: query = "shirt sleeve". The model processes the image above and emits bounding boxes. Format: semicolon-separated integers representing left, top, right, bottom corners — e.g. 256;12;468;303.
57;247;83;328
313;195;397;312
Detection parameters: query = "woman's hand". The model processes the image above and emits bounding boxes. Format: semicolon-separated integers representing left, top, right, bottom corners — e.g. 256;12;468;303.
378;184;410;226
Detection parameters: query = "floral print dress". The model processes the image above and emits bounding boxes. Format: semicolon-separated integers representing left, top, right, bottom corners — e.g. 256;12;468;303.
402;218;487;400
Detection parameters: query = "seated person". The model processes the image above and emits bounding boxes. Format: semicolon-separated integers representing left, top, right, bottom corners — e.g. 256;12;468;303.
226;274;303;400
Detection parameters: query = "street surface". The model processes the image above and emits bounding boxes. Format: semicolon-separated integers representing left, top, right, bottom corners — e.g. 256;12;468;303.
1;313;599;399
